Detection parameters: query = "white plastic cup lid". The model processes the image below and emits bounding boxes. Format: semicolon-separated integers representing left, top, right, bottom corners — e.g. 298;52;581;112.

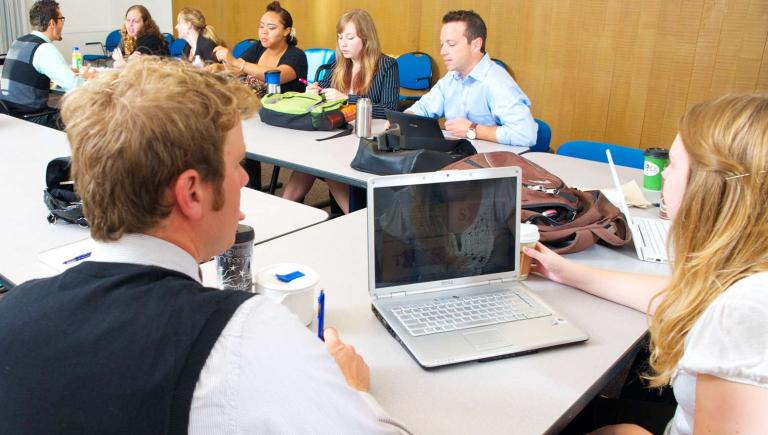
520;223;540;244
253;263;318;292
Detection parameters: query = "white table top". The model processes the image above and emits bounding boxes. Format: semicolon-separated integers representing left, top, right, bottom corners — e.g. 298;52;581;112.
200;153;669;435
242;116;526;187
0;114;328;285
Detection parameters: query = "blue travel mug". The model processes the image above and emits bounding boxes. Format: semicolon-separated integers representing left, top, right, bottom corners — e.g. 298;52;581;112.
264;70;281;94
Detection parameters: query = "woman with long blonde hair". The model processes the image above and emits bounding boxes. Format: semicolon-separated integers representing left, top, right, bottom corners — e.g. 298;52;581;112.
284;9;399;214
175;7;223;63
527;93;768;435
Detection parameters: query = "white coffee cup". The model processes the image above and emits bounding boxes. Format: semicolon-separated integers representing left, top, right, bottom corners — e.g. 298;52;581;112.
253;263;318;326
518;223;540;280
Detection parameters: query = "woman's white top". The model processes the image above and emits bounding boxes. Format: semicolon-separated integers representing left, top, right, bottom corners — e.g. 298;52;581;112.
667;272;768;435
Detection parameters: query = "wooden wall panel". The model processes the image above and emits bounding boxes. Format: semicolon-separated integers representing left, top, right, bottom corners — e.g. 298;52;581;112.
638;1;704;149
603;1;659;147
173;0;768;150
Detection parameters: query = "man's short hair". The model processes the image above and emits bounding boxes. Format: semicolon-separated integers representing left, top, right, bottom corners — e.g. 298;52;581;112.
60;58;259;241
29;0;60;32
442;10;487;53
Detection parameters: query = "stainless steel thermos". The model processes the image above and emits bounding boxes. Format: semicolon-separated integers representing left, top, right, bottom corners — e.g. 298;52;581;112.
355;97;373;138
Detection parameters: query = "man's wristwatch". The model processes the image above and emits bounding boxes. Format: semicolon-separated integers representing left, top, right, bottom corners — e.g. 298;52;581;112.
466;123;478;140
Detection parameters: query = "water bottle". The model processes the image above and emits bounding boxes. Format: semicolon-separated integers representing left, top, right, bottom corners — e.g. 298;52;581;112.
71;47;82;72
355;97;373;138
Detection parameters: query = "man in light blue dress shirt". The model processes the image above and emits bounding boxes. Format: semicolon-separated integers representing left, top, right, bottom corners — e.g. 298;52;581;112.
407;10;538;147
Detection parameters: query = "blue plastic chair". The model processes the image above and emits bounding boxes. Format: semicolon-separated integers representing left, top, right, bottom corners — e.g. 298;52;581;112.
169;39;187;58
397;51;433;100
162;33;174;48
232;39;258;59
532;119;551;152
518;118;551;155
305;48;335;83
491;57;516;80
557;140;644;169
83;29;121;64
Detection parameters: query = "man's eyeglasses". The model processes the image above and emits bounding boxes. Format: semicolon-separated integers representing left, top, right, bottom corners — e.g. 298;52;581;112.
56;16;66;22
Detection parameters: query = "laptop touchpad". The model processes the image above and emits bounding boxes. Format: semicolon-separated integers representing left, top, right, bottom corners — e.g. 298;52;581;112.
463;329;514;351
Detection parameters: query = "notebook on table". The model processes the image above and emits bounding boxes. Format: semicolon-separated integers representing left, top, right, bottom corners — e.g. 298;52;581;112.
606;149;670;263
366;167;588;368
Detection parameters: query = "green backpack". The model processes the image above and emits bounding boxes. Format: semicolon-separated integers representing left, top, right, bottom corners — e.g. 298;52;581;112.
259;92;348;131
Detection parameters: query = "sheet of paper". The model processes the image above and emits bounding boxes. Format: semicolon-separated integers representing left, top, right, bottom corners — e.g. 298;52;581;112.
600;180;653;208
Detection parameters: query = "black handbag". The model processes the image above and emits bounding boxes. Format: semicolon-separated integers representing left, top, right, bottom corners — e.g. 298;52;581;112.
43;157;88;227
350;127;477;175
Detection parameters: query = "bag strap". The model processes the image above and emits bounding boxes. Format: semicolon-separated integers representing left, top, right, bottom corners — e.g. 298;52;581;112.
551;229;596;254
548;214;631;254
316;124;354;141
590;215;632;247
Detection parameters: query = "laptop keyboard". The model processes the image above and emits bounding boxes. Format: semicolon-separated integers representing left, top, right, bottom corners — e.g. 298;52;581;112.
390;290;551;336
636;217;670;262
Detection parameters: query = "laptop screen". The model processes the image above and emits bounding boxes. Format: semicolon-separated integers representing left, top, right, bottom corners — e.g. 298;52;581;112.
371;172;519;290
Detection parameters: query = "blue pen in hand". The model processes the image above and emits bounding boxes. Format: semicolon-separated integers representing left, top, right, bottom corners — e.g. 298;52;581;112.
317;290;325;341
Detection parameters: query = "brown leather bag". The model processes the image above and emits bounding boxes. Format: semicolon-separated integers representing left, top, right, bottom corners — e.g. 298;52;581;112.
442;151;632;254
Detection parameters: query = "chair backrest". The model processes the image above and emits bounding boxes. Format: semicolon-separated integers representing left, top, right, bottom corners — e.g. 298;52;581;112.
314;63;334;83
105;29;122;52
531;119;552;152
169;39;187;58
162;33;174;48
491;57;516;80
397;51;433;90
557;140;644;169
305;48;336;83
232;39;258;59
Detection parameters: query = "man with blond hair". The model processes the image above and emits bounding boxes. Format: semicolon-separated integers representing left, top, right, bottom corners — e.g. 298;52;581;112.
0;58;408;435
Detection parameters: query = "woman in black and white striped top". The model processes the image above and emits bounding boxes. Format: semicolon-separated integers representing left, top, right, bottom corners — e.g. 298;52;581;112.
316;55;398;119
283;9;400;213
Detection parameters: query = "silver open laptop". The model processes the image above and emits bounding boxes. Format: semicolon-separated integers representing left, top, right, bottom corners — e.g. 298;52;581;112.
606;150;670;263
366;167;588;368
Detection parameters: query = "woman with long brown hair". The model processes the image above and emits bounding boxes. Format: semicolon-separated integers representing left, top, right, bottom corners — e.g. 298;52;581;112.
527;93;768;434
283;9;399;214
113;4;168;66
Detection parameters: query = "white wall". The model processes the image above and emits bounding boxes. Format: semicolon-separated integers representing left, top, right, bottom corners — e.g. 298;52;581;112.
22;0;172;58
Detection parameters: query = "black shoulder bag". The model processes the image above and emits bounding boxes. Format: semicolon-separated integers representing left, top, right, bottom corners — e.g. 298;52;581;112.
350;126;477;175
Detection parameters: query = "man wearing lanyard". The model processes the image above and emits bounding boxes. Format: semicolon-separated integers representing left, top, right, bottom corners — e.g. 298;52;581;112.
407;10;538;147
0;0;91;129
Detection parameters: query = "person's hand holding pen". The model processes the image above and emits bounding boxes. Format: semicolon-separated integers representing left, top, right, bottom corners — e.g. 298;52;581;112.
320;87;347;102
324;327;370;392
304;81;322;94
